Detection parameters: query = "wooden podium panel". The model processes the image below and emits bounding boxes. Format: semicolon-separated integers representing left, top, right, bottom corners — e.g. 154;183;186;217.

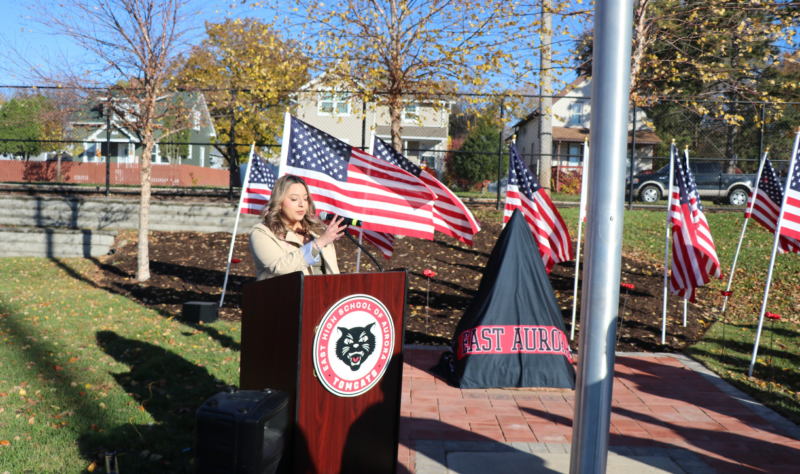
241;270;408;474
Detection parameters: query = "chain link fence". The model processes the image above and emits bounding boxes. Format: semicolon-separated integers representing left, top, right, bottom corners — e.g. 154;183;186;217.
1;85;798;208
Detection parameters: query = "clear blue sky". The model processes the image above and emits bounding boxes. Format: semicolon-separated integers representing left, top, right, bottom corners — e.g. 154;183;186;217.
0;1;580;96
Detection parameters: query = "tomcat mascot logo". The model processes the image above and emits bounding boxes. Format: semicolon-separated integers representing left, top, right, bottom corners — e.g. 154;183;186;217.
313;294;395;397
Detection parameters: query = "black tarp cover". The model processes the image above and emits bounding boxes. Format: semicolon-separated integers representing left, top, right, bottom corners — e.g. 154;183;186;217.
449;209;576;389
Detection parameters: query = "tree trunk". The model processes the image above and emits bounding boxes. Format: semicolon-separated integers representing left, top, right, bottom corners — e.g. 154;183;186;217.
629;0;651;94
724;107;739;175
137;131;153;282
389;98;403;154
538;0;553;194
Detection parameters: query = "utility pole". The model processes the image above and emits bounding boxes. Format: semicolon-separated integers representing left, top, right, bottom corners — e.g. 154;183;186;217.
538;0;553;194
569;0;634;472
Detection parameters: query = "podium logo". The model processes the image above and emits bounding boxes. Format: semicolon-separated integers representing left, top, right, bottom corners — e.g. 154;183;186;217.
313;294;394;397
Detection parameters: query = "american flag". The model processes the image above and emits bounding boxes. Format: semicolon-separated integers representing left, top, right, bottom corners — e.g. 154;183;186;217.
669;145;722;302
745;157;800;253
240;152;277;216
373;136;481;245
779;142;800;242
281;115;435;239
504;142;574;273
346;226;395;259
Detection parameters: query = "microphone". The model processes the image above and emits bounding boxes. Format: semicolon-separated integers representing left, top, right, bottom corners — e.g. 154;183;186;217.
318;211;363;228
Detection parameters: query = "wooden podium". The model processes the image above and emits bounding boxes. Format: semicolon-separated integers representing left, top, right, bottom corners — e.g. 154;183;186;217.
240;270;408;474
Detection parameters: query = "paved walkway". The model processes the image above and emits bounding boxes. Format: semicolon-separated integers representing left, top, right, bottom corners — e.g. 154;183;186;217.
397;347;800;474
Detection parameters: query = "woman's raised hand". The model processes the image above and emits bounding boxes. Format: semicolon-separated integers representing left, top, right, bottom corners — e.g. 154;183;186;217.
317;215;347;248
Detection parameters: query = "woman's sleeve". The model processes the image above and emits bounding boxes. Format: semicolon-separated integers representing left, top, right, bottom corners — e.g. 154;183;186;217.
250;228;320;277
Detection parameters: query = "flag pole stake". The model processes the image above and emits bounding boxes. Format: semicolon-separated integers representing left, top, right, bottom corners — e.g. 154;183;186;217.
571;138;590;340
220;144;256;308
662;142;676;345
748;131;800;377
683;299;687;327
722;150;768;313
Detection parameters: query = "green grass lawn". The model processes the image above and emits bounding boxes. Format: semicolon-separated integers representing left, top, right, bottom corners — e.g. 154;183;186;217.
0;258;240;472
3;206;800;472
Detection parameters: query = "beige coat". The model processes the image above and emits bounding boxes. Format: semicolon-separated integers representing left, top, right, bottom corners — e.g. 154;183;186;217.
249;222;340;281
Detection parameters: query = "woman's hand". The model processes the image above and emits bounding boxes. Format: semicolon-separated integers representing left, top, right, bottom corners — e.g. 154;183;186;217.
316;215;347;249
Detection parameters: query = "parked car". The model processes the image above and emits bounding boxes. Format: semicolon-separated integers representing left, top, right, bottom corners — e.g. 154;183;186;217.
626;161;757;206
45;153;74;162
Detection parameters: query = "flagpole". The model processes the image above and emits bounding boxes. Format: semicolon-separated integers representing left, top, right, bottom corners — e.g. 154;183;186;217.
277;110;291;177
571;138;590;340
722;149;768;313
356;129;378;272
683;146;689;327
748;131;800;377
662;141;676;345
219;144;256;308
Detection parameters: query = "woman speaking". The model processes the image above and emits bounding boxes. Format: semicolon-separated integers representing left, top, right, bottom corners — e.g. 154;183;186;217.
250;175;347;281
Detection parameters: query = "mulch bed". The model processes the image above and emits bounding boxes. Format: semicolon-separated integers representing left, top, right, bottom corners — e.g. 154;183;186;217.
91;206;713;352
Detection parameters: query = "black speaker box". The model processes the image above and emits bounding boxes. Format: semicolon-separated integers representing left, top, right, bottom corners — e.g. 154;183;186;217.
183;301;218;323
195;388;291;474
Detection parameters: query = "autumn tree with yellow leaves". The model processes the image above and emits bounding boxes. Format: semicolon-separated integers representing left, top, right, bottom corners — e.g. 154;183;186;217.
263;0;532;153
171;18;310;167
576;0;800;170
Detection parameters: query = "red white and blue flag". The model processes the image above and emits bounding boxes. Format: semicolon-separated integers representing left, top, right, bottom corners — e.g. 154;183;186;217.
746;157;800;253
373;136;481;245
240;152;277;216
504;142;574;273
778;146;800;242
279;115;435;239
669;145;722;301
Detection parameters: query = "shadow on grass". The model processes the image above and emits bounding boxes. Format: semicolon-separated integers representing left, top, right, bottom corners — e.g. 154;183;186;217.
47;257;241;352
80;331;229;472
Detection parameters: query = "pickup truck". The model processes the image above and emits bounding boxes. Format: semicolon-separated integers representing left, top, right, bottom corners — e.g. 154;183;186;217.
626;161;758;206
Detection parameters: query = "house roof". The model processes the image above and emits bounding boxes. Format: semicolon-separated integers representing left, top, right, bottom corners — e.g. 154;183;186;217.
512;75;590;129
551;127;662;145
374;125;447;140
70;91;215;142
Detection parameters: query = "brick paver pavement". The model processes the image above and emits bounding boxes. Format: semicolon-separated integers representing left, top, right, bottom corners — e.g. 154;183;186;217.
396;348;800;474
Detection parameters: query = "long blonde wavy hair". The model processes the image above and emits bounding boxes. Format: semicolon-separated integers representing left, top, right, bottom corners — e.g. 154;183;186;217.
262;175;326;239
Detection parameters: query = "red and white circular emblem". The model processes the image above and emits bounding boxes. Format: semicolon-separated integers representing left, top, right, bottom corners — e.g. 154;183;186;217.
313;294;395;397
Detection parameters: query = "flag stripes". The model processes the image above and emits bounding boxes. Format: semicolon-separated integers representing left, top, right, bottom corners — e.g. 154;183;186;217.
504;143;574;273
668;145;721;302
372;136;480;245
282;116;435;240
240;153;277;216
745;157;800;253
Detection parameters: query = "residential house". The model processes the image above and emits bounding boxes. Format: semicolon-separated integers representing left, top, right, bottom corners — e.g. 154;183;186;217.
512;76;661;173
294;78;450;172
70;92;224;168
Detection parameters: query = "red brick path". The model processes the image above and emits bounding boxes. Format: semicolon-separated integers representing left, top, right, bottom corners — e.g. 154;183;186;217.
396;348;800;474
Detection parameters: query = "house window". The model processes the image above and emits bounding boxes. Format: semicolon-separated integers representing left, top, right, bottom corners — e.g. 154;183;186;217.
192;110;201;131
403;104;419;122
568;144;581;165
318;93;351;115
567;102;584;127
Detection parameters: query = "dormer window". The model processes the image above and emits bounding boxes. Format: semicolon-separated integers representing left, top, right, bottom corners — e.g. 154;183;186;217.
319;92;351;115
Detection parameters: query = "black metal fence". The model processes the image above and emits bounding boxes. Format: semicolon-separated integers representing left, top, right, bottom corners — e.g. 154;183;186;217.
1;85;798;208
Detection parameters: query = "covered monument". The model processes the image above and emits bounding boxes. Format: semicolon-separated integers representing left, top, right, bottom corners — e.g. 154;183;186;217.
448;209;576;389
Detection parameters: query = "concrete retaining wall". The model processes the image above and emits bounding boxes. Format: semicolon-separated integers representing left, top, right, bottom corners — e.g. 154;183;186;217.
0;195;261;234
0;227;118;258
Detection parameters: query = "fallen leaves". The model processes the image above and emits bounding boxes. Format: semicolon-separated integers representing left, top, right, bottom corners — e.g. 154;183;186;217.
0;440;9;447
